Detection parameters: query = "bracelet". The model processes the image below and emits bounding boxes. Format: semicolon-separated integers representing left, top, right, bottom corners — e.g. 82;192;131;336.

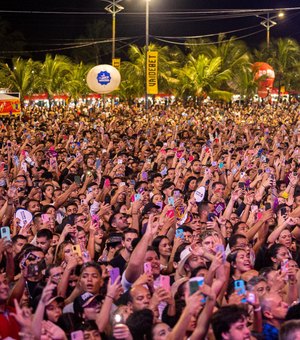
254;306;261;312
106;294;114;299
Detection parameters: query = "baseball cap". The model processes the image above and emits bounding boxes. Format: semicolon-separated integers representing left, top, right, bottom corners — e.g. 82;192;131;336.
73;292;102;313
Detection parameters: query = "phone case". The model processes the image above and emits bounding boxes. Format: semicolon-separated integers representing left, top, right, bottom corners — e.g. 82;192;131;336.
234;280;247;303
160;275;170;291
104;179;111;188
72;245;82;257
168;197;175;206
109;267;120;284
41;214;50;223
175;228;184;239
71;331;84;340
144;262;152;274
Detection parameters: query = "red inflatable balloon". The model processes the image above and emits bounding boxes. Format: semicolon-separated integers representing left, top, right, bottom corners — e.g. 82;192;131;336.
253;62;275;98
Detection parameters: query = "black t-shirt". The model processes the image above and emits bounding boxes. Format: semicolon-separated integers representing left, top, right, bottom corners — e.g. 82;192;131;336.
109;254;127;275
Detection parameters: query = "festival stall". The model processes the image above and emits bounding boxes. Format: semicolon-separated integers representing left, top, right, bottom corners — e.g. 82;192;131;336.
0;94;21;116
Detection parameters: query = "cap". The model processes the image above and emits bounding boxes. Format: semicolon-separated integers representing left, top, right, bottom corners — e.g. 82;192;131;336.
142;202;160;216
45;296;64;307
73;292;102;313
176;247;192;279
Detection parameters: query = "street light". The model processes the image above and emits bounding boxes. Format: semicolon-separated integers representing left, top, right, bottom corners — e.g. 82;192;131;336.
145;0;150;111
257;11;285;48
101;0;124;60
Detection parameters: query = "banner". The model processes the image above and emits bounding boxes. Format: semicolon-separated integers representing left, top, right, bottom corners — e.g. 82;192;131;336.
112;58;121;71
146;51;158;95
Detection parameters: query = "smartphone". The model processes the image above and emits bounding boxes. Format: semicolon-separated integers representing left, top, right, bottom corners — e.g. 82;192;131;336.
173;190;180;198
247;292;255;304
189;277;205;295
21;162;27;172
281;259;289;280
104;178;111;188
156;201;163;210
92;215;99;224
234;280;247;303
238;182;245;190
72;244;82;257
0;227;10;241
113;314;124;326
27;264;39;278
144;262;152;274
215;244;225;263
251;205;258;213
119;182;126;187
166;210;175;218
265;202;272;210
134;193;141;201
49;157;57;168
175;228;184;239
74;175;81;185
258;169;263;175
117;159;123;164
189;278;199;295
168;197;175;206
109;267;120;284
71;331;84;340
41;214;51;224
207;213;216;222
160;275;170;291
104;195;111;204
141;171;148;181
280;207;287;216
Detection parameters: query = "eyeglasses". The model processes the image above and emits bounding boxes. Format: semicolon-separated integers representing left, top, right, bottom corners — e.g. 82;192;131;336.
77;218;87;223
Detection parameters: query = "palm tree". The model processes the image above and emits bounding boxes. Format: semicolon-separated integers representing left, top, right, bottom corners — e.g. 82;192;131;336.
0;57;41;101
38;54;72;98
227;64;258;101
175;54;232;101
64;62;91;101
186;35;251;73
254;38;300;92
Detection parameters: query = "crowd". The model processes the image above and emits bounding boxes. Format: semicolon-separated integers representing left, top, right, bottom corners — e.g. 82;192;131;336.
0;101;300;339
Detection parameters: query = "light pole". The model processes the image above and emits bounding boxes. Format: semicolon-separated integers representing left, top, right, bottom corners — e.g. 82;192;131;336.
257;11;284;49
145;0;150;111
102;0;124;60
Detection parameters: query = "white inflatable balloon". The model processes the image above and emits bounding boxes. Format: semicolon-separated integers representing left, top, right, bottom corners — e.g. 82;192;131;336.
86;64;121;94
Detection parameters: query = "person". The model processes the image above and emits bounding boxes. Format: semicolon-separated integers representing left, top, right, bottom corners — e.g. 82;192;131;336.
280;319;300;340
0;273;20;339
1;99;300;340
211;305;251;340
261;292;289;340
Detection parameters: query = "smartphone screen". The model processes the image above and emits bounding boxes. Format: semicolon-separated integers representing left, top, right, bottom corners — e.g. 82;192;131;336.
74;176;81;185
0;227;10;241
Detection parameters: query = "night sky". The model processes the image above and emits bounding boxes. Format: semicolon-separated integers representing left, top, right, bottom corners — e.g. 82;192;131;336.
1;0;300;60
